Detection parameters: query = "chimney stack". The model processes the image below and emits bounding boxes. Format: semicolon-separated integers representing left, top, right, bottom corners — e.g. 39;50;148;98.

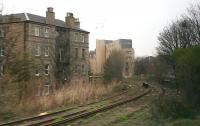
65;12;80;28
46;7;55;25
75;18;80;28
65;12;75;28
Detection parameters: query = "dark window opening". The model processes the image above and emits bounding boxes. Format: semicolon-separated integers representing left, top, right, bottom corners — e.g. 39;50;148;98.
82;48;85;59
75;48;78;58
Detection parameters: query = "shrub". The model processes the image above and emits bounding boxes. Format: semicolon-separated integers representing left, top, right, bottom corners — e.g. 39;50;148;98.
103;50;125;83
173;46;200;105
151;97;197;120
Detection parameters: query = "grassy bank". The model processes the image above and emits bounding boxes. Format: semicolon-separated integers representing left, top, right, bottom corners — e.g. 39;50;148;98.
107;107;200;126
0;81;119;122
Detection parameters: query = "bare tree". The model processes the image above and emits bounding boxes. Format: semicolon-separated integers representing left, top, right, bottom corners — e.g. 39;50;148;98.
157;4;200;56
187;4;200;44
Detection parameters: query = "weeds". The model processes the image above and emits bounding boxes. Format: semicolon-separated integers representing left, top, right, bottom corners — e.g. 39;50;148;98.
151;96;197;120
17;81;118;113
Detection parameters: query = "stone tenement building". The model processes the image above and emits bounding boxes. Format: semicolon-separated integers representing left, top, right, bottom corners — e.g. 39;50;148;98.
0;7;89;95
89;39;134;79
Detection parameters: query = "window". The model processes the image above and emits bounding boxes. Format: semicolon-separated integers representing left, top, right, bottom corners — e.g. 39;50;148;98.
82;48;85;59
75;48;78;58
74;32;78;42
0;47;5;56
35;45;40;56
59;48;64;62
74;64;78;73
44;47;49;57
34;27;40;36
82;64;85;73
80;34;84;42
35;69;40;76
0;29;5;37
44;27;49;37
125;67;129;75
0;64;4;76
126;62;128;67
44;64;49;75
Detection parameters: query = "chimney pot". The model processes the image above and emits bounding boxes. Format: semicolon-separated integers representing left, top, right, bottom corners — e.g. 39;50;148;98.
67;12;73;17
47;7;53;12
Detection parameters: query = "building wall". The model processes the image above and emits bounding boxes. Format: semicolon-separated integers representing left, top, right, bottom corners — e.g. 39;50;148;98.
55;27;70;85
0;9;90;95
91;39;134;78
0;21;57;95
0;22;25;83
105;41;121;59
96;40;106;74
89;51;97;74
69;30;89;84
5;22;25;57
26;22;56;95
122;48;134;78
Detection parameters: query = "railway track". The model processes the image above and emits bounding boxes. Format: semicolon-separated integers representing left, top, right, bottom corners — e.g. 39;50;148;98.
45;89;151;126
0;90;132;126
0;83;153;126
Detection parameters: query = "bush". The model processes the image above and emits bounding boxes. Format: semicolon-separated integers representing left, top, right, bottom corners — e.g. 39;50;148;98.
151;97;197;120
103;50;124;83
173;46;200;105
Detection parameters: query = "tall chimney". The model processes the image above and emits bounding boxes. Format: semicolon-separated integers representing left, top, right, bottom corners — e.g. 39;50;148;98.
46;7;55;25
65;12;75;28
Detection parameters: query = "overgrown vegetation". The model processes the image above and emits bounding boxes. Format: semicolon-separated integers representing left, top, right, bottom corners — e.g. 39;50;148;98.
0;22;39;121
0;81;119;121
0;54;37;121
132;4;200;124
151;4;200;123
173;46;200;105
107;107;200;126
134;56;172;83
151;97;197;120
134;56;154;76
156;3;200;102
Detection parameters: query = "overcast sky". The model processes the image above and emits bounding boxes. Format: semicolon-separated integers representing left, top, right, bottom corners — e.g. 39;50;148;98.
1;0;199;56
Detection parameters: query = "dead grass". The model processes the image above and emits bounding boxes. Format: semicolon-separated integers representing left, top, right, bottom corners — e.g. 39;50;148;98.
17;81;119;113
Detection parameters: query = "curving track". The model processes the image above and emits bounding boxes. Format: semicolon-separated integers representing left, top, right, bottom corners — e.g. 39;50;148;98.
0;85;153;126
45;89;151;126
0;90;131;126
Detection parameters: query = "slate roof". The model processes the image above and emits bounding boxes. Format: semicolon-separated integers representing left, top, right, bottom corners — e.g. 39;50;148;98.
8;13;88;32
